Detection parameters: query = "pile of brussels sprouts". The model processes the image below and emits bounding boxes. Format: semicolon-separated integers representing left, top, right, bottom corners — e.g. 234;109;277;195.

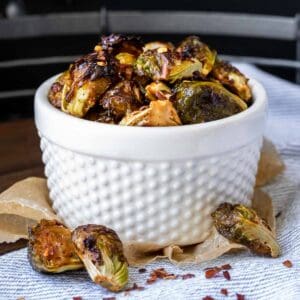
48;34;252;126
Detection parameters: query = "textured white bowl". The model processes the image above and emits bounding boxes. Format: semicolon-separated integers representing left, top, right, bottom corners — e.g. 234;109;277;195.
34;75;267;247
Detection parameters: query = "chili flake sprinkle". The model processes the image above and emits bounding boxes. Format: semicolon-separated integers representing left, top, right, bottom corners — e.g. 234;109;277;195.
236;293;245;300
138;268;147;273
146;268;178;284
283;260;293;268
223;270;231;281
203;296;215;300
220;288;228;296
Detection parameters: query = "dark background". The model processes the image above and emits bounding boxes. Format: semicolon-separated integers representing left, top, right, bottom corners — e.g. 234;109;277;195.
1;0;299;121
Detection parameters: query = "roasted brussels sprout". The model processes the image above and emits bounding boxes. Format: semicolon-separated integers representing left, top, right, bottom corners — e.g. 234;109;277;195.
145;81;172;101
120;100;181;126
28;219;83;273
135;49;201;83
72;225;128;292
212;60;252;102
48;71;71;108
211;203;280;257
100;80;143;120
176;36;216;76
174;81;247;124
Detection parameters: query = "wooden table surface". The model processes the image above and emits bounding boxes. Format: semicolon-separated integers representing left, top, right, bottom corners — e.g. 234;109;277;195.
0;118;44;254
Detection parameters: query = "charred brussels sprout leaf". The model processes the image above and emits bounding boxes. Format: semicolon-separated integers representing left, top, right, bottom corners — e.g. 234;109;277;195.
145;81;172;101
72;225;128;292
100;80;143;120
28;219;83;273
120;100;181;126
212;60;252;102
176;36;216;76
174;81;247;124
211;203;281;257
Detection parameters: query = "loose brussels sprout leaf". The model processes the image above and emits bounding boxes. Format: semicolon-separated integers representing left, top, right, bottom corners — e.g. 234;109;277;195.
61;78;111;117
144;41;175;52
115;52;136;65
145;81;172;101
174;81;247;124
211;203;281;258
212;60;252;102
48;71;71;108
72;225;128;292
28;219;83;273
176;36;216;76
168;59;202;83
100;80;143;120
120;100;181;126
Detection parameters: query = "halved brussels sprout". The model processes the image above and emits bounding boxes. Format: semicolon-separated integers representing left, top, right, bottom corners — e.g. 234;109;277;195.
62;77;111;117
100;80;143;120
120;100;181;126
211;203;280;257
72;225;128;292
168;59;202;83
48;71;71;108
174;81;247;124
145;81;172;101
212;60;252;102
135;49;202;82
176;36;216;76
28;219;83;273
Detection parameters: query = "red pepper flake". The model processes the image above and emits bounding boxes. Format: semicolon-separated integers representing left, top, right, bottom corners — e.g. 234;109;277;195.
138;268;147;273
221;264;232;270
220;288;228;296
283;260;293;268
236;293;245;300
102;298;116;300
124;283;145;292
205;267;222;279
181;273;195;280
223;270;231;281
146;268;178;284
73;297;82;300
203;296;215;300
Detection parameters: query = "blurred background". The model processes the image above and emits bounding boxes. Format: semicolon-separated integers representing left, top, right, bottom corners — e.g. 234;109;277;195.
0;0;300;121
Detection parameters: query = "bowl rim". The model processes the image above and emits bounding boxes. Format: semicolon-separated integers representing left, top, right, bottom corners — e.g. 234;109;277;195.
34;74;267;161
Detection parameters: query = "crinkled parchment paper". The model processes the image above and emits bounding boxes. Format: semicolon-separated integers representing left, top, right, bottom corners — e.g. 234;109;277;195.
0;139;283;265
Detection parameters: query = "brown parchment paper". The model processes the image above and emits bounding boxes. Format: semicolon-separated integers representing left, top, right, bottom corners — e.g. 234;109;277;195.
0;139;283;265
256;138;285;187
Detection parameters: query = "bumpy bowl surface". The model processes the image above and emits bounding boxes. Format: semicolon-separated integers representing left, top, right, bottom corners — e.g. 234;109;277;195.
35;75;267;246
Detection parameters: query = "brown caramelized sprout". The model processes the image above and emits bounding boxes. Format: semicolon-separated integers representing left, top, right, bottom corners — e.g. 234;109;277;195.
145;81;172;101
135;48;202;82
28;219;83;273
48;71;71;108
211;203;281;257
212;60;252;101
61;77;111;117
120;100;181;126
176;36;217;76
174;81;247;124
72;225;128;292
100;80;143;120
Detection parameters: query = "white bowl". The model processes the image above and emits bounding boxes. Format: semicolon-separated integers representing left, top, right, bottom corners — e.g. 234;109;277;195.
34;75;267;247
